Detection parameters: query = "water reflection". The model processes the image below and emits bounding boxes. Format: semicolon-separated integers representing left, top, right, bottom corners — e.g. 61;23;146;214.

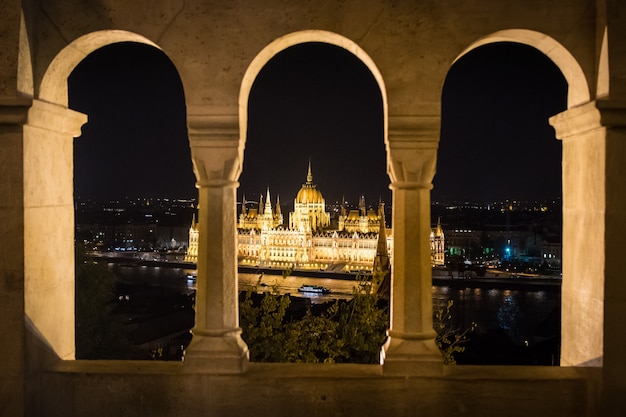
110;264;561;364
111;265;560;336
433;286;559;341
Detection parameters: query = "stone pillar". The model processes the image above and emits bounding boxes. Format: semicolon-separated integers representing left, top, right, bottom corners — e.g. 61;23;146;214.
22;100;86;364
0;97;85;415
183;113;248;373
0;96;31;417
551;100;626;414
382;115;443;375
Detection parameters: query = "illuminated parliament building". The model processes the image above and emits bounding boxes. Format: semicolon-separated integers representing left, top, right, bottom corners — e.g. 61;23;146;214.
186;163;445;270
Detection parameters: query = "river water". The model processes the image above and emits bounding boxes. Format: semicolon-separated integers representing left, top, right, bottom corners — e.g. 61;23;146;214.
109;264;561;364
110;264;561;336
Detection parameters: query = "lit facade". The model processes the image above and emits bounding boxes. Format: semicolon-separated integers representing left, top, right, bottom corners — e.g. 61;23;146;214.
186;163;394;270
183;214;199;263
5;2;621;415
430;218;445;266
338;195;381;233
186;163;446;269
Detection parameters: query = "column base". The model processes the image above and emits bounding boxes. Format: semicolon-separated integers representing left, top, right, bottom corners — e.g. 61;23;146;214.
381;332;444;376
183;328;249;374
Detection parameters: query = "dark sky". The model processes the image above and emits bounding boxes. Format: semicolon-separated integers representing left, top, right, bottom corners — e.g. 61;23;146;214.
242;42;385;206
69;41;566;204
70;43;195;200
436;42;566;203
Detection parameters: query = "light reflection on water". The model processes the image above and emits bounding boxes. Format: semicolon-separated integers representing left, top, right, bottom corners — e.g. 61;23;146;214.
433;285;560;345
110;264;561;340
110;265;360;303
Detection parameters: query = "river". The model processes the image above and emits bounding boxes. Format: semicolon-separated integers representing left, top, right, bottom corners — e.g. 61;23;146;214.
109;263;561;365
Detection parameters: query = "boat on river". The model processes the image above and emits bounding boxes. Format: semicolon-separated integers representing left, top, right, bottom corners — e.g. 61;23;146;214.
298;284;331;294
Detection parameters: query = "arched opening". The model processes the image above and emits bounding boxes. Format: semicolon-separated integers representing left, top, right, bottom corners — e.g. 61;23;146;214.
440;31;591;366
242;42;387;209
24;31;190;362
436;41;567;365
68;42;194;360
238;36;388;363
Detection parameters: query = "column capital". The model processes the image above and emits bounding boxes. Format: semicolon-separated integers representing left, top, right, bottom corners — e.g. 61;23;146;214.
187;113;239;139
388;115;440;142
26;99;87;137
389;182;433;191
187;113;243;185
550;100;626;140
386;115;440;186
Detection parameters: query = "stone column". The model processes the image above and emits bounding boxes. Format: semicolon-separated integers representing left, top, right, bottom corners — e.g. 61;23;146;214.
23;100;87;364
550;100;626;413
382;115;443;375
0;96;31;417
0;97;85;415
183;113;248;373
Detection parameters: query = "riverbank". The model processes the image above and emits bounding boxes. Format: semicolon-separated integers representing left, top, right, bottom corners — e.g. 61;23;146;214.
109;262;562;365
96;254;561;292
432;275;561;291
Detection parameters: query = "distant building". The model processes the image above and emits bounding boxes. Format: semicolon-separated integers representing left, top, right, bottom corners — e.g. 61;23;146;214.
338;194;381;234
184;214;198;263
236;162;392;271
541;239;562;268
186;162;447;270
430;219;445;266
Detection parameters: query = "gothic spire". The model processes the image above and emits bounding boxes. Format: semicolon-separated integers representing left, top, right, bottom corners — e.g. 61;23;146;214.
306;159;313;184
435;216;444;236
375;202;389;260
265;187;273;214
275;194;282;215
374;201;391;299
359;195;366;216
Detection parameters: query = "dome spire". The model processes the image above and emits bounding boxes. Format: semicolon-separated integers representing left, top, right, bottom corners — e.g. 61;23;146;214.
306;159;313;184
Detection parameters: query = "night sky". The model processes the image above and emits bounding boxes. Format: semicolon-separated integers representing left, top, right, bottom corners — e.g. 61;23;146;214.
69;41;566;205
242;42;385;206
70;43;195;200
437;42;566;203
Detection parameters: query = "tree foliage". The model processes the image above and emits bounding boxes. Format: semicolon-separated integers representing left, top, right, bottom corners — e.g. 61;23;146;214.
240;272;475;365
434;299;476;365
239;272;389;364
75;245;132;359
332;272;389;364
239;277;292;362
282;310;344;363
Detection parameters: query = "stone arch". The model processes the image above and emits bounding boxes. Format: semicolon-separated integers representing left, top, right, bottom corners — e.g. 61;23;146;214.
24;31;178;361
454;29;590;108
39;30;160;106
239;30;388;158
448;30;589;367
238;32;444;373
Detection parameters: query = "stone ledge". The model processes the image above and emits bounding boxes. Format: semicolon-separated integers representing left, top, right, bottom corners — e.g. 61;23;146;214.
47;359;593;382
36;362;596;417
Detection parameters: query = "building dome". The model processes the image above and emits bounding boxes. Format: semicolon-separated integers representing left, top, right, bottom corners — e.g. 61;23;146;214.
295;161;324;204
296;184;324;204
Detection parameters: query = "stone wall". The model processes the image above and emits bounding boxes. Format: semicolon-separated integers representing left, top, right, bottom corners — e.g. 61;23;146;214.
1;0;625;415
